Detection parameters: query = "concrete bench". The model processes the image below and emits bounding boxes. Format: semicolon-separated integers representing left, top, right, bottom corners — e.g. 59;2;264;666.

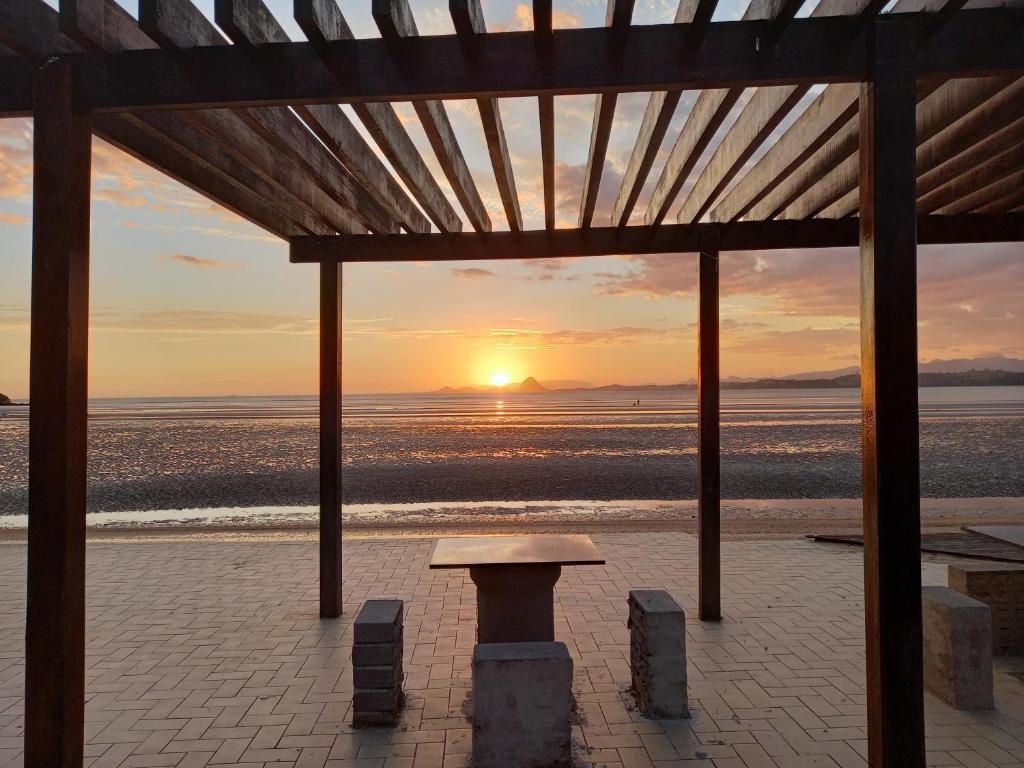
628;589;688;718
472;642;572;768
352;600;403;726
922;587;993;710
948;563;1024;656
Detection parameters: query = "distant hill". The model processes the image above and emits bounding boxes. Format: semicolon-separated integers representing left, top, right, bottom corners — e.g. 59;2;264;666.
437;367;1024;394
0;393;11;406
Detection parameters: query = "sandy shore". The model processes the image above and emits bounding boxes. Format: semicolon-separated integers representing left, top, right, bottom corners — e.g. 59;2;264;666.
0;497;1019;542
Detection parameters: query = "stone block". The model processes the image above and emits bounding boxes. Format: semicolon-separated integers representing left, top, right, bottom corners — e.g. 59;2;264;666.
922;586;994;710
354;599;403;643
948;563;1024;656
353;639;402;667
472;642;572;768
353;686;401;712
354;665;400;690
628;589;688;718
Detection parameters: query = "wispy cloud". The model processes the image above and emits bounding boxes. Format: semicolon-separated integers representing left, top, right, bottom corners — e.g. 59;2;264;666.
452;267;497;279
0;213;27;225
163;253;241;270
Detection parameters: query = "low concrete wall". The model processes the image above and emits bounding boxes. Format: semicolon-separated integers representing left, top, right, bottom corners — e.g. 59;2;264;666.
948;563;1024;656
472;641;572;768
922;587;994;711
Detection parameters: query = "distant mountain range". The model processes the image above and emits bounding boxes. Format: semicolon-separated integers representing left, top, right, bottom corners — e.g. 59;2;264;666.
436;357;1024;394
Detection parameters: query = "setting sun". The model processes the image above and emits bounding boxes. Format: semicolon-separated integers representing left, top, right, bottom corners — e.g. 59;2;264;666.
490;372;510;387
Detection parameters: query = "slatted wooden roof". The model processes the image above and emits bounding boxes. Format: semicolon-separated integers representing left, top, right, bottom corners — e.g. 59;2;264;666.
1;0;1023;256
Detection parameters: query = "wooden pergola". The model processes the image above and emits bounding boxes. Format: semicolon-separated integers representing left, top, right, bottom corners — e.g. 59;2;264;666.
3;0;1024;764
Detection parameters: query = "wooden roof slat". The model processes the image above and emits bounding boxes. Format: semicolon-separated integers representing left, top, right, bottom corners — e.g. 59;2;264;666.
938;168;1024;214
61;0;366;234
207;0;400;234
170;0;429;233
674;0;883;226
916;76;1024;189
609;0;713;228
975;180;1024;213
104;113;307;237
780;74;1016;219
917;139;1024;213
451;0;524;231
532;0;556;229
643;0;798;227
289;213;1024;262
293;0;463;234
917;113;1024;200
132;109;345;234
709;84;858;222
1;0;303;236
373;0;491;232
578;0;635;229
708;0;962;223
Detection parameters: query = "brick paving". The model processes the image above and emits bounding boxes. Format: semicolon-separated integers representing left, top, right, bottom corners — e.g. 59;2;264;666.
1;533;1023;767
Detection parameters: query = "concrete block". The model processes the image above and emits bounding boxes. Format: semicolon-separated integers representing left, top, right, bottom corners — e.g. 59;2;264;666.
354;665;400;690
353;686;401;712
948;563;1024;655
628;589;688;718
354;600;403;643
922;586;994;710
352;640;402;667
472;642;572;768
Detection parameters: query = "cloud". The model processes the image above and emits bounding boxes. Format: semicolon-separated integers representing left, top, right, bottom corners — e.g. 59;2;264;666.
0;119;32;199
452;267;497;279
89;308;315;335
0;213;27;225
163;253;240;269
484;325;688;350
493;4;581;31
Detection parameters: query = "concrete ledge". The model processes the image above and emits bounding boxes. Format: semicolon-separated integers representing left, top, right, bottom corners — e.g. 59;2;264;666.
922;586;994;711
472;641;572;768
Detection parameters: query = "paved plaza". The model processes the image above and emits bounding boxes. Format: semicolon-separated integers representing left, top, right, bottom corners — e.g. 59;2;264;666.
1;533;1022;767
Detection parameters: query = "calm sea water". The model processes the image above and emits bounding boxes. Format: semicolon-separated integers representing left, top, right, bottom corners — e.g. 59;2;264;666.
0;387;1022;516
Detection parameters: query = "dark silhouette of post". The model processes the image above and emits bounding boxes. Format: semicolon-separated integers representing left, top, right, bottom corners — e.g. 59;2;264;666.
859;17;925;768
25;59;91;768
697;249;720;621
320;252;343;617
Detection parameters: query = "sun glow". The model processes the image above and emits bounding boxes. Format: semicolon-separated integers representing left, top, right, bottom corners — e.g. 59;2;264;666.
490;372;510;387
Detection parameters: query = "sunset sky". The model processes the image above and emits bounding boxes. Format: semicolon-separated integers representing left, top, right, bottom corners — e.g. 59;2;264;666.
1;0;1021;397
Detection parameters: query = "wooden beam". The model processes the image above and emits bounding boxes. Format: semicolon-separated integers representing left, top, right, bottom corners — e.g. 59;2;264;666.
25;59;90;768
975;177;1024;214
293;0;463;233
319;251;343;618
918;114;1024;201
288;212;1024;262
373;0;491;231
451;0;523;230
579;0;635;229
859;18;925;768
533;0;555;229
697;248;720;622
686;0;720;48
6;9;1019;116
0;0;80;64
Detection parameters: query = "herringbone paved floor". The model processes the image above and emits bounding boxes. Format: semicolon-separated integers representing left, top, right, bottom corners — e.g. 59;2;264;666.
1;534;1022;767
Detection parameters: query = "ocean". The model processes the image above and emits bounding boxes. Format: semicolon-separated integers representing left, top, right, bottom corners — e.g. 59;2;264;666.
0;387;1022;525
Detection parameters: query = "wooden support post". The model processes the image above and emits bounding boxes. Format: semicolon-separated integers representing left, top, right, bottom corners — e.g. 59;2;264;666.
697;249;721;622
25;59;91;768
859;17;925;768
319;251;342;618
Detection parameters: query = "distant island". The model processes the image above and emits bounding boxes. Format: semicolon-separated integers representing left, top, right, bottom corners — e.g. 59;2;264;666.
0;393;16;406
438;369;1024;394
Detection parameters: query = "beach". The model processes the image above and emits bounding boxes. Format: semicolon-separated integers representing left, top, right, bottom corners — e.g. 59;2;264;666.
1;387;1021;533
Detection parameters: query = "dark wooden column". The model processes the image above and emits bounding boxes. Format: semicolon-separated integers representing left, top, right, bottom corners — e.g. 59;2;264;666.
25;59;92;768
859;17;925;768
697;249;721;621
319;251;343;618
